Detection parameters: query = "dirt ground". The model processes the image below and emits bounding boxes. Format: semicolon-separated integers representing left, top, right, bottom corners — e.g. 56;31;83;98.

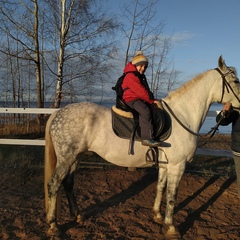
0;134;240;240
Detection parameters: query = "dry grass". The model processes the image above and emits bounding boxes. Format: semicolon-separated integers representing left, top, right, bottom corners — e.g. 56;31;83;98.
0;113;50;142
187;154;235;177
0;115;47;168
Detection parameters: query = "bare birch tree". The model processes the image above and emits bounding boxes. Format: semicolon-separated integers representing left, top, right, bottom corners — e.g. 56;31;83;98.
0;0;43;107
44;0;119;108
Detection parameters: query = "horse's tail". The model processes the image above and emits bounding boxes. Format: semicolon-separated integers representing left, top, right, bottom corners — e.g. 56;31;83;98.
44;111;61;216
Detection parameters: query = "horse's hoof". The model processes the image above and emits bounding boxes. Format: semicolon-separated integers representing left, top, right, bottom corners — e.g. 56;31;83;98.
165;225;181;239
47;228;62;236
153;213;163;224
47;223;62;236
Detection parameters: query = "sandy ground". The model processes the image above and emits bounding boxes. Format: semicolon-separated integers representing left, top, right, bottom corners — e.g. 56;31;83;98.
0;134;240;239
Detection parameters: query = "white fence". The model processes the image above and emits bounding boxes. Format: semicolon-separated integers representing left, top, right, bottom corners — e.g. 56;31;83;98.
0;107;57;146
0;107;232;157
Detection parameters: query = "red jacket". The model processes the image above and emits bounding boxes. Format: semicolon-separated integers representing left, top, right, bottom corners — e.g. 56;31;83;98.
122;62;154;104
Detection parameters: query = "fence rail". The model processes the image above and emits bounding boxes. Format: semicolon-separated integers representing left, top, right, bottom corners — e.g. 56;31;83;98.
0;108;57;114
0;108;232;157
0;107;57;145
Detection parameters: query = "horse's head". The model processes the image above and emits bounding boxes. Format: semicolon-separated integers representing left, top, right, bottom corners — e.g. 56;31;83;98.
215;55;240;109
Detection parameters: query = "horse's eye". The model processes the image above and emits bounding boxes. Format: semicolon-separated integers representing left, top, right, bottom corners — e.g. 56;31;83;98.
234;79;240;83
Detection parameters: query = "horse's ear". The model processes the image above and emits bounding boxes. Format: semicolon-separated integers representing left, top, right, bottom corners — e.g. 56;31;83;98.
218;55;227;71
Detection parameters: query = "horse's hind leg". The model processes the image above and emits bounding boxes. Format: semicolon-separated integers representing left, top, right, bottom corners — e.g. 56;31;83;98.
153;167;167;223
62;169;83;224
46;163;70;236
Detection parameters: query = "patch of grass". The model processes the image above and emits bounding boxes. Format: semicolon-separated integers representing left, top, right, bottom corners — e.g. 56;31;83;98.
186;155;235;177
0;146;109;169
0;117;46;168
0;145;44;168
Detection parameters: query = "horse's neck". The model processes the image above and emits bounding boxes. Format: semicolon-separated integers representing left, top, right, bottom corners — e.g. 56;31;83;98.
164;72;214;130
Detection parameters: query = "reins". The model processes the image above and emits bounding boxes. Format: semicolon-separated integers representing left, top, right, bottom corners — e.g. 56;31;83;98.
161;100;221;139
161;67;240;144
161;100;200;137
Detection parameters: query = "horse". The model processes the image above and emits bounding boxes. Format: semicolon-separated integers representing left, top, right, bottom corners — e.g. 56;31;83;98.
44;56;240;238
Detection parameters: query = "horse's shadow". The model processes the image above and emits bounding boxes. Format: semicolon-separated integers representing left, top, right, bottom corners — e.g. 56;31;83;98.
60;168;158;233
83;168;159;218
176;175;236;236
60;170;236;238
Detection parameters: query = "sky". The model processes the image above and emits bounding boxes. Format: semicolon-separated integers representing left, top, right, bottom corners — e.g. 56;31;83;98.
108;0;240;82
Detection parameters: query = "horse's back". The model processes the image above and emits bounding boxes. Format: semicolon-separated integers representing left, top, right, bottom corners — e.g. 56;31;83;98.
50;102;109;126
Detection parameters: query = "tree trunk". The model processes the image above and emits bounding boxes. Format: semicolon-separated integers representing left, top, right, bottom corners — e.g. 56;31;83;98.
34;0;43;108
53;0;66;108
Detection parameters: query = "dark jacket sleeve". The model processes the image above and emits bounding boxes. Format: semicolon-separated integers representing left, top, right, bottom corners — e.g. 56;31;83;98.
216;110;239;126
216;110;240;153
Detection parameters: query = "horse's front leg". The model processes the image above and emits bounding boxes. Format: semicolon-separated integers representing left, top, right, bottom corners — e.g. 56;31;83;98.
46;164;70;236
153;167;167;223
164;164;185;237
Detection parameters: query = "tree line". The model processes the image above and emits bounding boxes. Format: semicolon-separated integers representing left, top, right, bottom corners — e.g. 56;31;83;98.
0;0;179;109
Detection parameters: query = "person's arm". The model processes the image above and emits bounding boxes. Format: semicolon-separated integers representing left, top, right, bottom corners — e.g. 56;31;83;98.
216;103;238;125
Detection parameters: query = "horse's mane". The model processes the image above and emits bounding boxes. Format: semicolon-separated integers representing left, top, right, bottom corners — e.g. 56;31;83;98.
166;70;210;100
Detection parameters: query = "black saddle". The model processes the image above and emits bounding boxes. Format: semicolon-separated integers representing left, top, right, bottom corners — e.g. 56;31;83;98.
111;98;172;155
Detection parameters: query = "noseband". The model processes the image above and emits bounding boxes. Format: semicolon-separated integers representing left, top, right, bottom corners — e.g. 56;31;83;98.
215;67;240;104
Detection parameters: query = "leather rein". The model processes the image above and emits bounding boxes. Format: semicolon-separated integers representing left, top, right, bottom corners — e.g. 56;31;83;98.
162;67;240;139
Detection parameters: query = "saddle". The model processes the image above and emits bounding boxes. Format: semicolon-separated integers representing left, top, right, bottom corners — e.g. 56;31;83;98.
111;98;172;158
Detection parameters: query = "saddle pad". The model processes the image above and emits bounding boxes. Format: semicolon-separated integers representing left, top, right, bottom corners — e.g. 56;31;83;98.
112;107;141;140
112;105;172;141
112;105;134;119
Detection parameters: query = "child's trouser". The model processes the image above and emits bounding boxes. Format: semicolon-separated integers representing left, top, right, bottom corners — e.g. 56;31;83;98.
126;99;153;140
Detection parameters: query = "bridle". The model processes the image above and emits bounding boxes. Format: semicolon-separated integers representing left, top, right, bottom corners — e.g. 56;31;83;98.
162;67;240;139
215;67;240;104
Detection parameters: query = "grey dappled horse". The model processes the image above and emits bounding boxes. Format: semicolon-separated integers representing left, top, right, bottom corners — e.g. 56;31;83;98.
44;56;240;238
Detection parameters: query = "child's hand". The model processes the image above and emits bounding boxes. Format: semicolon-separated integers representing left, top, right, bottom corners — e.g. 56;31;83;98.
153;100;161;108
